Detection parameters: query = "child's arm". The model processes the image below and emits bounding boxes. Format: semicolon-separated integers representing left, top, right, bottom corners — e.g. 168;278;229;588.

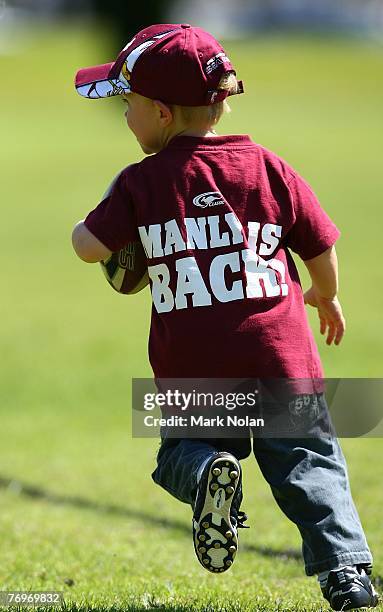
72;220;112;263
72;170;139;264
303;245;346;346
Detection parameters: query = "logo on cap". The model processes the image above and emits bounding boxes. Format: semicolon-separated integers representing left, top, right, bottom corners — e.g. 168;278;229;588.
121;63;131;82
119;29;178;87
205;52;230;75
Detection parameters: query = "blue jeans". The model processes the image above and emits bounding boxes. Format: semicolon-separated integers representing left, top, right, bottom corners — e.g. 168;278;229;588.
151;433;373;575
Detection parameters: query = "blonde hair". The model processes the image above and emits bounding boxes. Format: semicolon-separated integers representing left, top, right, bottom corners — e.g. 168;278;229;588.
172;71;240;128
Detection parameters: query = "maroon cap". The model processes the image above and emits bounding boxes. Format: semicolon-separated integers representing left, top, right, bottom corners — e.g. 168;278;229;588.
75;23;244;106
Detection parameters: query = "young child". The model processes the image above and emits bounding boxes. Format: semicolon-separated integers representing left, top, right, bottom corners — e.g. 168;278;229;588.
72;24;378;610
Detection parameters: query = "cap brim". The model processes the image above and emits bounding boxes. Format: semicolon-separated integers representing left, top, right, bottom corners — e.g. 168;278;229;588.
75;62;131;99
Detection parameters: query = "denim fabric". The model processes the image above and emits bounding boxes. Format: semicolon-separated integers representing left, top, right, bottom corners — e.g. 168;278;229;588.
151;433;373;576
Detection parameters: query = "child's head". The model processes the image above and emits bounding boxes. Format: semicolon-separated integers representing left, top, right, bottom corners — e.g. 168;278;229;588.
121;71;241;154
75;24;244;154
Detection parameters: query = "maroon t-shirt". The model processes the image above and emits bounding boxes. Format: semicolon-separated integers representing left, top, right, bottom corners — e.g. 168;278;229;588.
84;135;340;379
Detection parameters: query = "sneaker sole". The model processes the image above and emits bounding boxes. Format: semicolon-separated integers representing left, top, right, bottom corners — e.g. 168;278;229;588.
193;455;241;573
333;590;379;611
330;594;379;611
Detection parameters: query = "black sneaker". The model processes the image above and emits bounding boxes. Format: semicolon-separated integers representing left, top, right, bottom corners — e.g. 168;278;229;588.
322;565;379;610
192;452;247;573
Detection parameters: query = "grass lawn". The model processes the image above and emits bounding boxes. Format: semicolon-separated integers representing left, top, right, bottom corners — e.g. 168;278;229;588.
0;22;382;611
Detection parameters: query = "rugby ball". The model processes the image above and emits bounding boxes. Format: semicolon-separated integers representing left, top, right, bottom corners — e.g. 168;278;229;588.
100;241;149;294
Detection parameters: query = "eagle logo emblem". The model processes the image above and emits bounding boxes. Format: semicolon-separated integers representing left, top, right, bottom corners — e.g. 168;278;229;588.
121;62;131;82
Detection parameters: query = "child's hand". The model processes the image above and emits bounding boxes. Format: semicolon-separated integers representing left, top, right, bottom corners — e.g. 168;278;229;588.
303;286;346;346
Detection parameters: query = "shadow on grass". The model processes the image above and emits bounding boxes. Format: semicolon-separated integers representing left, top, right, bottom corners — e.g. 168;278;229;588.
0;475;301;562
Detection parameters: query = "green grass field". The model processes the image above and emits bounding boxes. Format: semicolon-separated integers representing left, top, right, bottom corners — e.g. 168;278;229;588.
1;23;383;611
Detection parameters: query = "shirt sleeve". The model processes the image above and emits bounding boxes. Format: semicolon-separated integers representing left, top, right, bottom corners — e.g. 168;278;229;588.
285;173;340;260
83;169;139;252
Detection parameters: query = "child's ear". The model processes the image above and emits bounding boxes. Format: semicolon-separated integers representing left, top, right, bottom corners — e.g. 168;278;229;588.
153;100;173;127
